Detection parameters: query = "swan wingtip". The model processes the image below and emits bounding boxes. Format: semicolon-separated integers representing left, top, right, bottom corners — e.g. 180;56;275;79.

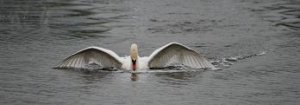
87;46;98;49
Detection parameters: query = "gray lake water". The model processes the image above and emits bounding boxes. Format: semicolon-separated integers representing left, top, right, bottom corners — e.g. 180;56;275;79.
0;0;300;105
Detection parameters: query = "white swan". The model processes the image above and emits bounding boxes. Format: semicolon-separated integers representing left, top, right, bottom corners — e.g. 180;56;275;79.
55;42;215;71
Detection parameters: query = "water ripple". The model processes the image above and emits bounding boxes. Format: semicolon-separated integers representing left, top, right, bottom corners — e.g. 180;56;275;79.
263;1;300;30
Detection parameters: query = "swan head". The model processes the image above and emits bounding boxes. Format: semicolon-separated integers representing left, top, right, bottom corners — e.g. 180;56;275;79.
130;43;139;71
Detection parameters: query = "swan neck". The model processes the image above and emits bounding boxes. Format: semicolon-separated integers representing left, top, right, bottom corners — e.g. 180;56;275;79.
130;43;139;71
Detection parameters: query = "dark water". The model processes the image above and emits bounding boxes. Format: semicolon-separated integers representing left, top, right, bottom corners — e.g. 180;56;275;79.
0;0;299;104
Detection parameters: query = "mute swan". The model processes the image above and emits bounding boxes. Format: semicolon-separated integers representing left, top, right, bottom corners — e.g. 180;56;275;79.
55;42;215;71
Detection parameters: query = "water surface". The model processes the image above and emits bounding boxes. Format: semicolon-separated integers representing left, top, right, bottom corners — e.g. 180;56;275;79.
0;0;299;105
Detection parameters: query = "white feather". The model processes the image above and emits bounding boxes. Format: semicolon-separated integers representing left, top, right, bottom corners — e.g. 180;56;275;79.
147;42;215;69
55;46;122;70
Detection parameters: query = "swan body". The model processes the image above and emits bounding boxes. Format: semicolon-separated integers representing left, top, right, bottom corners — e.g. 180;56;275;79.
55;42;215;71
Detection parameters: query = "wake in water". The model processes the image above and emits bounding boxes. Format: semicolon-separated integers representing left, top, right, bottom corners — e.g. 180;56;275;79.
210;51;267;69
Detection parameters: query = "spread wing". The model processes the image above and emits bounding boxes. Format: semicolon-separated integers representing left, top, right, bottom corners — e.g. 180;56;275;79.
148;42;215;69
55;46;122;70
